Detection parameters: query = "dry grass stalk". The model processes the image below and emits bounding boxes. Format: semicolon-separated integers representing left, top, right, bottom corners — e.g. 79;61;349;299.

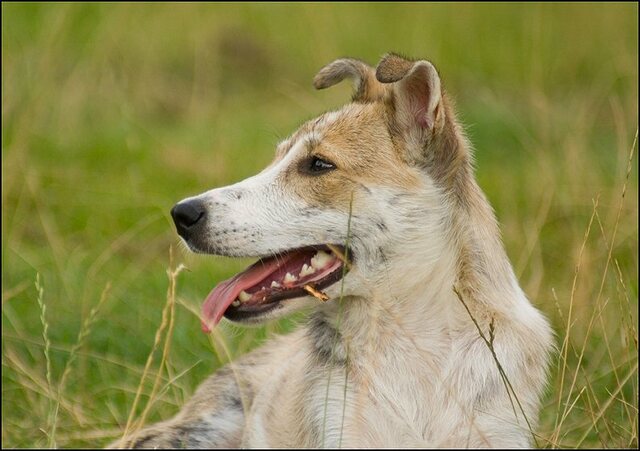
121;247;183;441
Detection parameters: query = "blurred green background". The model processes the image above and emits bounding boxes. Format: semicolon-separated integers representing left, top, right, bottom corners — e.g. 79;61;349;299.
2;3;637;448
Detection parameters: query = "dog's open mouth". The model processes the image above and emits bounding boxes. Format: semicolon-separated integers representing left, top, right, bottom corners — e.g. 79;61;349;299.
201;245;350;332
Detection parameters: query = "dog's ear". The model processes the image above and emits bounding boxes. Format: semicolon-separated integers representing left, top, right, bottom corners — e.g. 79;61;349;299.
313;58;387;102
376;53;444;135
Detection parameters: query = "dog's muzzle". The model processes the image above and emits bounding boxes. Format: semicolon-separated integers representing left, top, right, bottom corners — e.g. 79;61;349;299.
171;199;206;241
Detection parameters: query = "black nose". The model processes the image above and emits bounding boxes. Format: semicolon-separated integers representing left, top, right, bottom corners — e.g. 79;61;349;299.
171;200;206;238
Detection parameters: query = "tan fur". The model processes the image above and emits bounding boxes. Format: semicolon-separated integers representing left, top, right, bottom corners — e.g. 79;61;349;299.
280;103;423;210
313;57;388;102
112;53;553;449
376;52;418;83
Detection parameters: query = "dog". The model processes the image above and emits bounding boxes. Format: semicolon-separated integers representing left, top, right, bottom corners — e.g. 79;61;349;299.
112;53;553;448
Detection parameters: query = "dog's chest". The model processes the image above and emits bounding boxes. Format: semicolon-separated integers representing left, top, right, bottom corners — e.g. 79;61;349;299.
308;365;438;447
245;354;438;448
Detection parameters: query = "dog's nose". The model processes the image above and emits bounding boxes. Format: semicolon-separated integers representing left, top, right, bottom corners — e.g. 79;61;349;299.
171;200;206;238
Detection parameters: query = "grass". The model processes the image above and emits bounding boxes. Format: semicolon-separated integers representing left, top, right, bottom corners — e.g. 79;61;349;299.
2;3;638;448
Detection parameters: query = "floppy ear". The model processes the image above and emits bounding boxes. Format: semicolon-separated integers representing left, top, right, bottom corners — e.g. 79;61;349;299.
376;53;443;135
313;58;387;102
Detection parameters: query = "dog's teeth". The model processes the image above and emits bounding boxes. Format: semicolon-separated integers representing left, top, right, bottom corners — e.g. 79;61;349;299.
238;290;251;302
299;263;316;278
311;250;334;269
232;300;241;307
271;281;281;288
283;272;298;284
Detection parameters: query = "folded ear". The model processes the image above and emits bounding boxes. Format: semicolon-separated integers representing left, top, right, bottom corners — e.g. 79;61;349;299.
376;53;443;134
313;58;387;102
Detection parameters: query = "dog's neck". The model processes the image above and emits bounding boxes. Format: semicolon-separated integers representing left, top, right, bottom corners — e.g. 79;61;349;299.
310;253;457;363
308;178;526;368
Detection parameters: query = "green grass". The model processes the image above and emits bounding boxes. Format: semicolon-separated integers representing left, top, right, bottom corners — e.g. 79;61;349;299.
2;3;637;448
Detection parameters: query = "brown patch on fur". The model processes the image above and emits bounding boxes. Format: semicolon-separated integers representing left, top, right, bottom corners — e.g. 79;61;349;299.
379;86;473;202
280;103;424;210
423;95;473;195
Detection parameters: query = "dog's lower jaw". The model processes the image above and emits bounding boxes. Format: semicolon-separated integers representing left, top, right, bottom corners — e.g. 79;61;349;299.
225;295;318;326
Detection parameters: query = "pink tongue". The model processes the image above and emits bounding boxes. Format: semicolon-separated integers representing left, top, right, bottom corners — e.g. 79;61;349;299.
200;255;294;333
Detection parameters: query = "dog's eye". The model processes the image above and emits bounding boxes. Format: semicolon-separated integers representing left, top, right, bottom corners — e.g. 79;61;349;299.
309;156;336;174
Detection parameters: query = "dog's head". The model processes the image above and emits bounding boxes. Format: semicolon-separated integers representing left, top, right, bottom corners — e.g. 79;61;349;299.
171;53;471;331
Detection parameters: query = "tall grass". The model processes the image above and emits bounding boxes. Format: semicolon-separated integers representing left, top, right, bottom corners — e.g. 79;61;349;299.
2;3;637;448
